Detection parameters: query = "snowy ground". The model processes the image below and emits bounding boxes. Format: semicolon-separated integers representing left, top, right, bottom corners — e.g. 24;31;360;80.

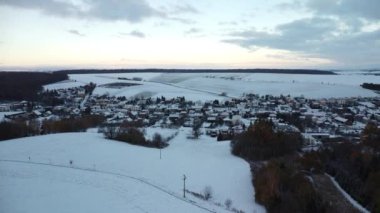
0;129;265;213
44;79;86;90
44;72;380;101
92;79;223;101
0;162;210;213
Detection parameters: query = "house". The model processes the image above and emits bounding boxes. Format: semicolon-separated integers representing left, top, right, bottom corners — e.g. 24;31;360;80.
0;104;11;111
334;116;349;124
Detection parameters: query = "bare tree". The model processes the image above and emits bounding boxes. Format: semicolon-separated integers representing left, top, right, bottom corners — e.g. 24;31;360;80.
203;186;213;200
225;198;232;209
192;120;202;139
152;133;163;148
103;125;119;139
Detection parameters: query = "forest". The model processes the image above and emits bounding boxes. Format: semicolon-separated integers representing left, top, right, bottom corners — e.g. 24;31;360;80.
231;120;380;213
0;115;105;141
231;119;303;161
361;83;380;91
0;72;68;101
321;123;380;212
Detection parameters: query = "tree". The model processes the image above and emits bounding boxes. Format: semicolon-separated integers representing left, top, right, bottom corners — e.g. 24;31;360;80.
103;125;119;139
224;198;232;209
152;133;163;148
193;126;201;139
116;127;146;145
254;160;324;213
362;122;380;151
203;186;213;200
192;119;202;139
0;121;29;140
231;119;302;160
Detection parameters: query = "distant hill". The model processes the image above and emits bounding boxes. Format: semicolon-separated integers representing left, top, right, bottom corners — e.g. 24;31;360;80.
55;68;336;75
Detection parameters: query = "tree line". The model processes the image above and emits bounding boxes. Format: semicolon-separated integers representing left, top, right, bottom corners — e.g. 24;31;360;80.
103;121;169;148
361;83;380;91
0;115;105;141
55;68;335;75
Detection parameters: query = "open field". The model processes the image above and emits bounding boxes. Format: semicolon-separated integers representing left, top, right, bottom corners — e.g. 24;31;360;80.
44;72;380;101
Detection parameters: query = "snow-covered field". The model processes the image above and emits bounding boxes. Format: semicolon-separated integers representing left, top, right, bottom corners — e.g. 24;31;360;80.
43;79;86;90
0;129;265;213
44;72;380;101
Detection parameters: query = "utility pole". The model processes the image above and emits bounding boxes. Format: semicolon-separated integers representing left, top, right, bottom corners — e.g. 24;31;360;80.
183;174;187;198
160;140;162;160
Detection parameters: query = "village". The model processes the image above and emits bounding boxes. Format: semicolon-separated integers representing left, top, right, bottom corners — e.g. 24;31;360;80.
1;82;380;149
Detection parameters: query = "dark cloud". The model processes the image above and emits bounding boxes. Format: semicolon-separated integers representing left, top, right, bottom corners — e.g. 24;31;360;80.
67;29;85;37
0;0;203;23
224;17;380;64
0;0;161;23
278;0;380;21
171;3;199;14
128;30;146;38
185;28;201;34
218;21;238;26
307;0;380;20
87;0;161;22
0;0;80;16
277;18;336;41
159;2;199;16
119;30;146;38
260;0;380;65
275;1;303;11
167;17;197;25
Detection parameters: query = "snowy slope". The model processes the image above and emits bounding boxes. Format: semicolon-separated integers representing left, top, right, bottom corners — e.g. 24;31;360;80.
0;162;209;213
0;129;265;213
44;80;86;90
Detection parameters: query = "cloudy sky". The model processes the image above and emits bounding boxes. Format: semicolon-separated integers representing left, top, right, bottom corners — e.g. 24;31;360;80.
0;0;379;70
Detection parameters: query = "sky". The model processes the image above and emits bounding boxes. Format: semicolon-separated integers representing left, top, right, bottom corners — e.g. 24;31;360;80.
0;0;379;70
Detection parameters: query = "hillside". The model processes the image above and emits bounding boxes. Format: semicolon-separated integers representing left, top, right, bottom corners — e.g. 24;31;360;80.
44;72;379;100
0;129;265;213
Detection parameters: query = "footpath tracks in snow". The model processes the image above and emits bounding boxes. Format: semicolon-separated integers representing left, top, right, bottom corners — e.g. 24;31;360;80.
312;173;369;213
0;159;216;213
148;80;237;99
